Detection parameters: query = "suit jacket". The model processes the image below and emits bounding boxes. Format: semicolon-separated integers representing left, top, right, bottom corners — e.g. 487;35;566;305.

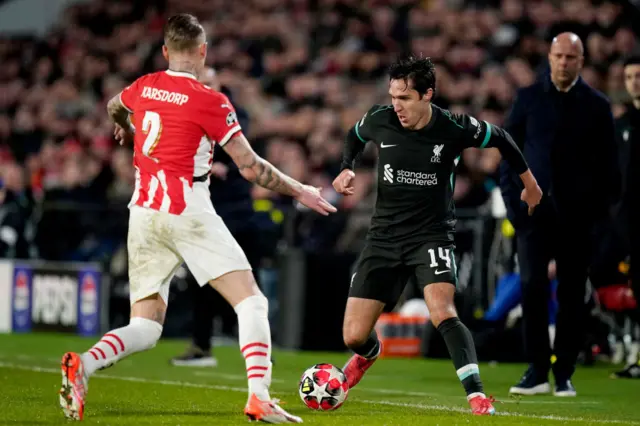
499;74;620;230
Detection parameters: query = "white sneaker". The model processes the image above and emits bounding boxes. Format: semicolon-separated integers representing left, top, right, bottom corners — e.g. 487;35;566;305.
171;346;218;367
171;355;218;367
553;380;577;397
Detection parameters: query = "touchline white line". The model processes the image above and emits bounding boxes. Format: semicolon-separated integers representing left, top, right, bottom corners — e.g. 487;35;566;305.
0;362;632;425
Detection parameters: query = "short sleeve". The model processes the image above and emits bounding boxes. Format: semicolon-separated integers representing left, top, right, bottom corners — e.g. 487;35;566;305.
119;78;143;113
453;112;493;150
202;93;243;146
353;104;386;143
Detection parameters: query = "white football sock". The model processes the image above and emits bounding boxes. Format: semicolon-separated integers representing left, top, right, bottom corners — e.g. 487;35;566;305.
80;317;163;377
234;295;272;401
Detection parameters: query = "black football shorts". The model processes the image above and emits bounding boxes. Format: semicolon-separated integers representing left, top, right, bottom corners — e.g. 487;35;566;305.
348;240;457;307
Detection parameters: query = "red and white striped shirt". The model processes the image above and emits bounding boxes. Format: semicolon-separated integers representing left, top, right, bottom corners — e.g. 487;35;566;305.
120;70;242;215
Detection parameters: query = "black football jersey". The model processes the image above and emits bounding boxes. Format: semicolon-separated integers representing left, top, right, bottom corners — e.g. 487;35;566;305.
353;103;494;243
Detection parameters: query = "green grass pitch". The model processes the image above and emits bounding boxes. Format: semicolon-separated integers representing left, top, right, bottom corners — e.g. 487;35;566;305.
0;333;638;425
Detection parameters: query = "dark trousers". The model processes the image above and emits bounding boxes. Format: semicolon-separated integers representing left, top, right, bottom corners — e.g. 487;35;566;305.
191;228;263;351
611;201;639;327
630;210;640;327
517;204;591;381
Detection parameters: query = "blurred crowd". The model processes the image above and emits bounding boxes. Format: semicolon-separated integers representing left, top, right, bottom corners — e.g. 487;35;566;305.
0;0;637;261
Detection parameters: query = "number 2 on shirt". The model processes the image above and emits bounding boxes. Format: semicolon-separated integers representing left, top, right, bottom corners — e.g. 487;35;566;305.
142;111;162;161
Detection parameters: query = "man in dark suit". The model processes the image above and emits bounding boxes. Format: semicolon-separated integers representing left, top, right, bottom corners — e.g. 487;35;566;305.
611;54;640;379
500;33;620;396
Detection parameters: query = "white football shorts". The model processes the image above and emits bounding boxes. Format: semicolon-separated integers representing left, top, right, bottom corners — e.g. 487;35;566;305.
126;204;251;304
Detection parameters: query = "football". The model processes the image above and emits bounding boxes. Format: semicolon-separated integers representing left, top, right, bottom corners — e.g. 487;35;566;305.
298;363;349;411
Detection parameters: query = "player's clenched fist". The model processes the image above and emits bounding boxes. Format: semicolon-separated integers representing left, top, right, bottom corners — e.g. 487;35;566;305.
296;185;338;216
521;183;543;216
113;124;134;146
332;169;356;196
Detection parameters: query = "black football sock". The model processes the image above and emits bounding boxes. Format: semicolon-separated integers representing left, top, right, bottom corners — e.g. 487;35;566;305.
351;330;381;359
437;317;484;397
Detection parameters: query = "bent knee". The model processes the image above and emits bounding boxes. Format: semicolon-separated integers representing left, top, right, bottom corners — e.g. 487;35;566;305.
343;322;371;349
429;306;457;328
130;293;167;325
344;334;370;350
210;270;261;307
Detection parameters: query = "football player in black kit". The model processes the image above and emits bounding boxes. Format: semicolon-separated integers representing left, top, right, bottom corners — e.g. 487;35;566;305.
333;56;543;415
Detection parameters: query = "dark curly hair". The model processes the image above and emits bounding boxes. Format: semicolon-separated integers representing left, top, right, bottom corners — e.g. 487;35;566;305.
623;54;640;68
388;56;436;97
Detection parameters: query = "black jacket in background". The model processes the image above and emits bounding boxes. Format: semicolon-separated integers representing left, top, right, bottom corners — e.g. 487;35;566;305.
499;74;620;230
209;88;255;231
0;190;34;259
614;104;640;244
615;104;640;214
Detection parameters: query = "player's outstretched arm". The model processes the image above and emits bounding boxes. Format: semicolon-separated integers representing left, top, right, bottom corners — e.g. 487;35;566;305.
482;124;542;215
223;133;337;216
223;133;302;196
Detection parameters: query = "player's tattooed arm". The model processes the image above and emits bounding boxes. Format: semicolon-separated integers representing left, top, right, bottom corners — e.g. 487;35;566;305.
106;94;134;133
223;133;303;197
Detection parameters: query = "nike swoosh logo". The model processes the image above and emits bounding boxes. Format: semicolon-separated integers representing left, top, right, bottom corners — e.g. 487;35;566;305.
435;270;450;275
380;143;397;148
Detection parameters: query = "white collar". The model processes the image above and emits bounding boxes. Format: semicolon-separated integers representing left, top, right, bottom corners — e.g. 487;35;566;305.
552;76;579;93
165;69;197;80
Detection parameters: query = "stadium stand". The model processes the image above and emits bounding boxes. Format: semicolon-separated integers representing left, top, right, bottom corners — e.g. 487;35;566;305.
0;0;637;355
1;0;636;259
